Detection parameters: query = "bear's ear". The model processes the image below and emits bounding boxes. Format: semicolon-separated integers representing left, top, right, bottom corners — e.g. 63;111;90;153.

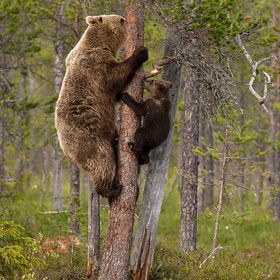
86;16;103;26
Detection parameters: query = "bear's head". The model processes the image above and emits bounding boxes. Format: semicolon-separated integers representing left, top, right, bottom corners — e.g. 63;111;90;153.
85;14;126;56
144;79;173;98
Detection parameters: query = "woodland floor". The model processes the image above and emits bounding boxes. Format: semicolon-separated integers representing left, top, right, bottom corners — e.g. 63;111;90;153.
1;171;280;280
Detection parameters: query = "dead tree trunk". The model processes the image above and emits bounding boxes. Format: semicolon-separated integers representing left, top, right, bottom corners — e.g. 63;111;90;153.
69;1;82;231
131;26;182;278
270;8;280;221
53;5;65;211
87;178;100;279
180;66;200;253
98;2;144;280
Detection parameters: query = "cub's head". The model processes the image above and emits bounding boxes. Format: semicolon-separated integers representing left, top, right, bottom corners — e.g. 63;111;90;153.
85;15;126;55
144;79;172;98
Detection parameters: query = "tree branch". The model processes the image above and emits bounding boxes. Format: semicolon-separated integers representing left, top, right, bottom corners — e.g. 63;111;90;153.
236;34;277;112
144;56;177;79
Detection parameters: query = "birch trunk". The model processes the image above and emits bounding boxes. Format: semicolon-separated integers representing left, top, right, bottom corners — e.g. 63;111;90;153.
131;26;182;278
53;5;65;211
180;67;200;253
98;2;144;279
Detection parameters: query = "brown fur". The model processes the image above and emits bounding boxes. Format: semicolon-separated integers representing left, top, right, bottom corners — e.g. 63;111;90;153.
55;15;148;200
120;79;172;164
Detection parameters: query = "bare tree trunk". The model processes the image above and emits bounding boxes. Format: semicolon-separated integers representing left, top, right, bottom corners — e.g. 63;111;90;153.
131;26;182;278
15;60;27;183
270;8;280;221
69;163;80;236
213;136;228;250
0;38;10;192
256;162;264;205
53;5;65;211
98;2;144;279
0;121;4;193
180;67;200;253
87;179;100;279
239;93;245;213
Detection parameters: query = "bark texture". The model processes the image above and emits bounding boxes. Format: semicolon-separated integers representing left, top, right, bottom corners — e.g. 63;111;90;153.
180;67;200;253
98;2;144;280
53;5;65;211
69;163;80;236
131;26;182;277
0;50;9;193
87;178;100;279
270;8;280;221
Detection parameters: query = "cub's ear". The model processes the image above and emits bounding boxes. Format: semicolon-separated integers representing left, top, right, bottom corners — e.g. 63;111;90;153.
86;16;103;26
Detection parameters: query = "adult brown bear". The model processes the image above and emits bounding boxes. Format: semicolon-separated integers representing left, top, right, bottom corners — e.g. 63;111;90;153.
55;15;148;201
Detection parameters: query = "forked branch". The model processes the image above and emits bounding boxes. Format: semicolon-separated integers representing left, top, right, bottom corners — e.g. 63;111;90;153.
144;56;177;79
236;34;277;112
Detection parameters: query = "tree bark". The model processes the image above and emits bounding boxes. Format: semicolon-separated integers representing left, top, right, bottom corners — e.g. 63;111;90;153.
0;43;11;193
98;2;144;280
69;163;80;236
270;7;280;221
53;5;65;211
87;179;100;279
180;67;200;253
131;26;182;278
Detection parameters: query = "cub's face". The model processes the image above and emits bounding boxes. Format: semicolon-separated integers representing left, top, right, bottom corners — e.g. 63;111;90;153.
86;15;126;47
144;79;173;97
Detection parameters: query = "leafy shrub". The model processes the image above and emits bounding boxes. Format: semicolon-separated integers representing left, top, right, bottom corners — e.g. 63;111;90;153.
0;221;46;280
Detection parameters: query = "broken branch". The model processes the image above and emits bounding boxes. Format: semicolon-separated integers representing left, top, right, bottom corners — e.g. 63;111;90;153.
144;56;177;79
236;34;277;112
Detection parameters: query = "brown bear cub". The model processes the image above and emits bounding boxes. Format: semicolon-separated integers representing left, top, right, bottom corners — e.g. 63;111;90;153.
55;15;148;201
120;78;172;164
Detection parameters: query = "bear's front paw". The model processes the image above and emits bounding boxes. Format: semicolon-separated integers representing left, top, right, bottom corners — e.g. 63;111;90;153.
133;46;148;65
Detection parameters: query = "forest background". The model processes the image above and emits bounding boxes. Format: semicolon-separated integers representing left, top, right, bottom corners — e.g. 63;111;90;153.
0;0;280;279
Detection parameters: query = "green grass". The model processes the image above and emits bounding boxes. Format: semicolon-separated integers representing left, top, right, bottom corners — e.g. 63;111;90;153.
1;172;280;279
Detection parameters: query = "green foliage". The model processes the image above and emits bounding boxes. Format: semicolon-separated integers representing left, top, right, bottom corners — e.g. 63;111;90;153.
0;221;46;280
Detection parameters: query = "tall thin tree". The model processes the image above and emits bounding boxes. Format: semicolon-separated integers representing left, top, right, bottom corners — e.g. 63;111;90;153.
53;5;65;211
98;2;144;279
131;26;182;278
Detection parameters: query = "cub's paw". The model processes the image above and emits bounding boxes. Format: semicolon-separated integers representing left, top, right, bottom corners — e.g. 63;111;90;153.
128;142;135;150
133;46;149;65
